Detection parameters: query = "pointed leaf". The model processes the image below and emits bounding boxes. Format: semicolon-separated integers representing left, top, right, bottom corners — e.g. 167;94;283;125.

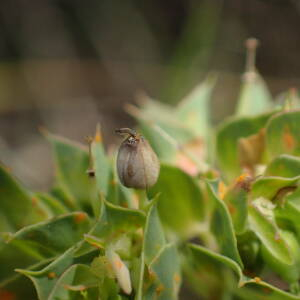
186;243;244;299
188;244;300;300
91;127;110;198
266;110;300;160
16;247;75;300
248;198;293;265
144;244;181;300
0;240;38;284
91;199;145;240
206;181;243;267
134;200;165;300
0;164;48;231
47;133;97;211
138;121;177;162
127;101;194;161
188;243;243;284
176;75;216;138
275;187;300;238
143;204;166;265
216;112;274;182
33;193;69;216
251;176;300;200
265;154;300;177
236;72;272;116
223;175;251;234
7;212;90;259
148;164;204;237
47;264;99;300
261;230;300;283
239;279;300;300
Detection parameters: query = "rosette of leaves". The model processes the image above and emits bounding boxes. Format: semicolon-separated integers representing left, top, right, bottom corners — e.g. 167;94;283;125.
2;37;300;300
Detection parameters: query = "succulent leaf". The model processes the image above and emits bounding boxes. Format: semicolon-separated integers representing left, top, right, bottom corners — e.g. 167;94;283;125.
206;181;243;267
47;133;97;212
216;111;274;182
148;164;204;237
265;154;300;178
6;212;90;259
0;164;49;231
248;198;293;265
266;110;300;159
175;75;216;138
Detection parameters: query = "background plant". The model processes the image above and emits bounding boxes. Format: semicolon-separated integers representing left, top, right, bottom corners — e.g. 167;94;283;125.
1;40;300;300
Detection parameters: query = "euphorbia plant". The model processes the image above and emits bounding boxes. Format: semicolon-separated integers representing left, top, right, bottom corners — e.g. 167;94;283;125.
1;38;300;300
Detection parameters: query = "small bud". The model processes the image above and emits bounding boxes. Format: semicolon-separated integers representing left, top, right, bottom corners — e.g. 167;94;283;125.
116;128;160;189
106;248;132;295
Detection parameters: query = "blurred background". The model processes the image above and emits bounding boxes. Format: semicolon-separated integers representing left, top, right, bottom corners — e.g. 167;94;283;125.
1;0;300;192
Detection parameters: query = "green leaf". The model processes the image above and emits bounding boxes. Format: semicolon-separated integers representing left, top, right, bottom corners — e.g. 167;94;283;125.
6;212;90;259
0;240;38;285
127;99;195;162
135;94;175;123
91;199;146;241
238;279;300;300
91;126;110;199
137;119;194;163
236;72;272;117
135;96;195;143
261;230;300;283
186;243;244;300
45;264;99;300
143;204;166;265
0;164;48;231
206;181;243;267
16;247;75;300
34;193;69;216
275;187;300;237
251;176;300;200
148;164;204;237
216;112;274;182
187;244;300;300
98;277;121;300
266;110;300;160
134;200;165;300
103;200;145;232
144;244;181;300
0;268;39;300
118;184;139;209
138;121;177;162
223;176;250;234
248;197;293;265
0;259;56;300
47;133;97;212
84;235;104;250
188;243;243;284
265;155;300;177
75;198;145;259
176;75;216;138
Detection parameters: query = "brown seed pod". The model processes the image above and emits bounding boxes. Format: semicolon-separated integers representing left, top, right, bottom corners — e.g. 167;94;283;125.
116;128;160;189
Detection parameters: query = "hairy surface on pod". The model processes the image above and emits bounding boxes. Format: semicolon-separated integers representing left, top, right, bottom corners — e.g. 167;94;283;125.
117;134;160;189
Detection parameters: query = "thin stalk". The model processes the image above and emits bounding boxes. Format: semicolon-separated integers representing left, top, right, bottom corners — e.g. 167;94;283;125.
245;38;259;74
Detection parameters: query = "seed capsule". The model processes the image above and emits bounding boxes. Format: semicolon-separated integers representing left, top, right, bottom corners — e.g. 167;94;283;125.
116;128;160;189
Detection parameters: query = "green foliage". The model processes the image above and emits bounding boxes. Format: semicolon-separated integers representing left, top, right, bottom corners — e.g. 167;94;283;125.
2;41;300;300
